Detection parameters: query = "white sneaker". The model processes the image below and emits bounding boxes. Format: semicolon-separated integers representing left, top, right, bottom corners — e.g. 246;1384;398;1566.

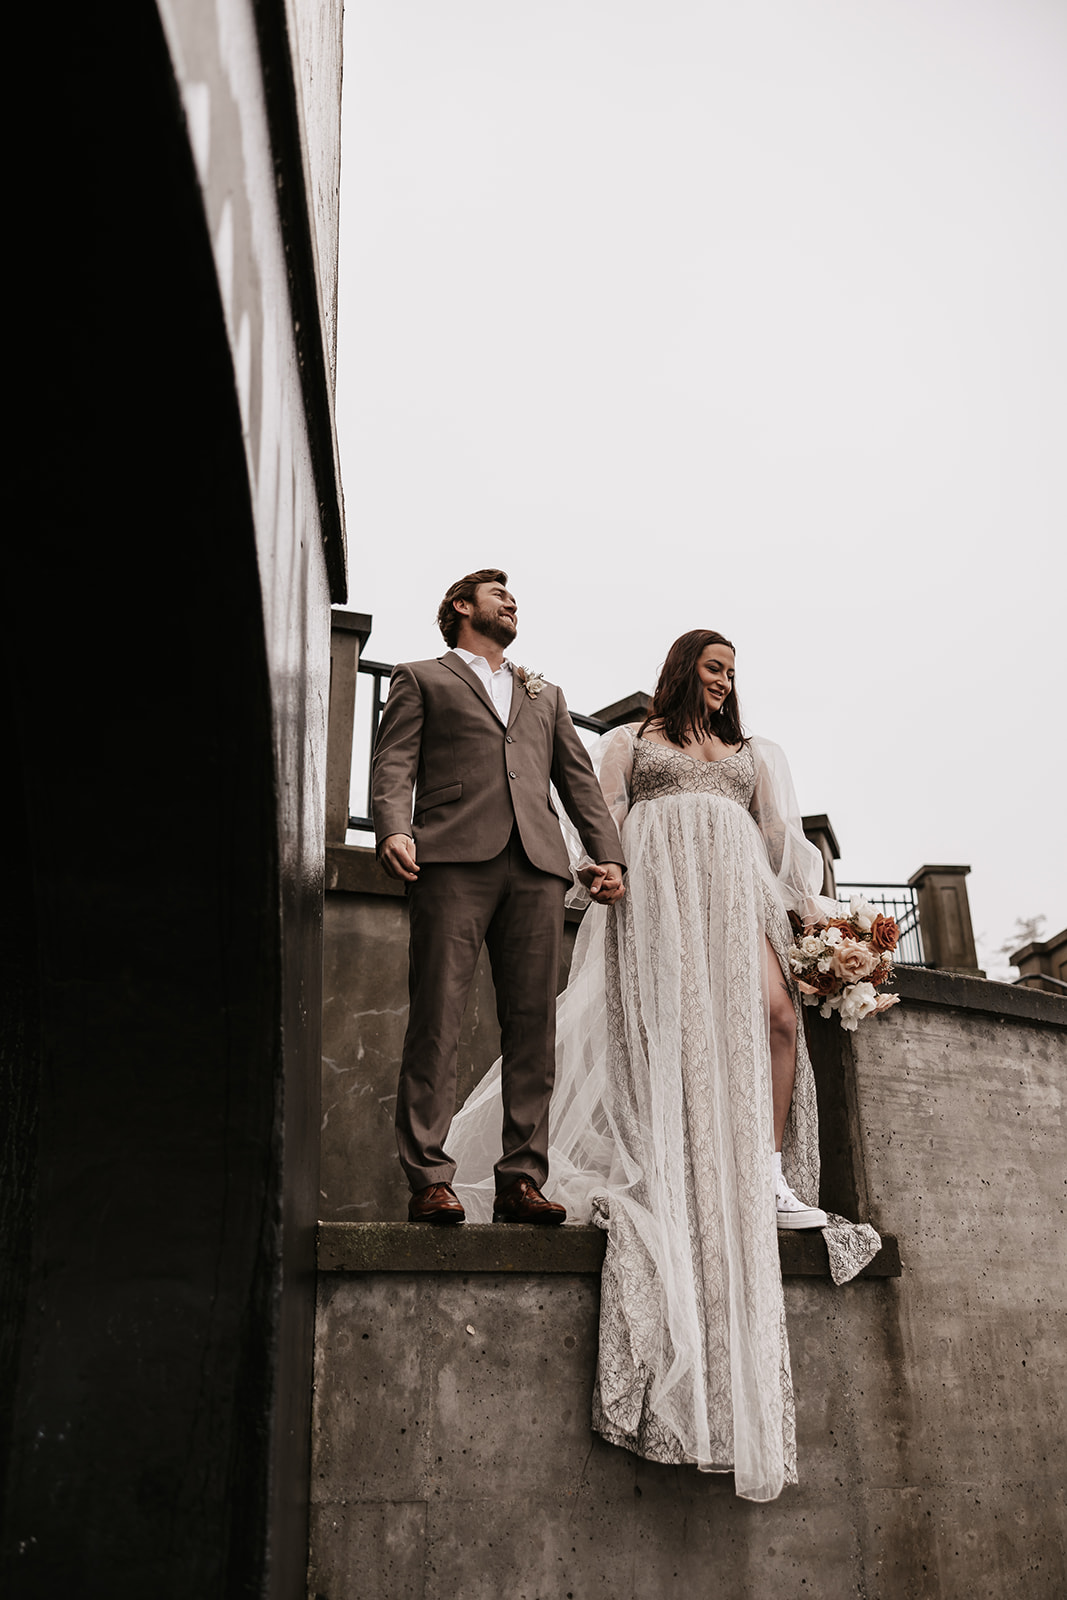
775;1178;828;1230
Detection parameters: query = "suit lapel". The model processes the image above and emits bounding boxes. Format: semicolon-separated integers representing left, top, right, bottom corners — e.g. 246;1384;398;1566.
506;670;526;731
439;651;500;721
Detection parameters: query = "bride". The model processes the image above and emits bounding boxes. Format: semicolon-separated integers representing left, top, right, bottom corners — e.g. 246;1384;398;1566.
450;629;878;1502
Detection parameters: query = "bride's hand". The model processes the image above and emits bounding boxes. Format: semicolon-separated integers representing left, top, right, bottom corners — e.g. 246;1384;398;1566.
580;862;626;904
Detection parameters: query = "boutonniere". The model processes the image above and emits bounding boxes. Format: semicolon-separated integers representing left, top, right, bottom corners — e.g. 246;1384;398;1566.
516;666;547;699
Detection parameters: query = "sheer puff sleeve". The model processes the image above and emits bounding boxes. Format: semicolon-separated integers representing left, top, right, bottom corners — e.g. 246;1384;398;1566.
748;736;840;926
560;725;635;908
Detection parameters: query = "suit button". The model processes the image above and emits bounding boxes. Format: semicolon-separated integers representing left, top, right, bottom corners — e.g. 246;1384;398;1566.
508;771;517;779
506;735;513;743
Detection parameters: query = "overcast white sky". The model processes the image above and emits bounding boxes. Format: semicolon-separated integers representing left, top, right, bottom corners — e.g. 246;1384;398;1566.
335;0;1066;976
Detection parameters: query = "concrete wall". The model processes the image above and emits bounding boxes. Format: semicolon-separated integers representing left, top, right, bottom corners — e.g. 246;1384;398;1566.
158;0;345;601
154;8;345;1591
312;900;1067;1597
284;0;344;387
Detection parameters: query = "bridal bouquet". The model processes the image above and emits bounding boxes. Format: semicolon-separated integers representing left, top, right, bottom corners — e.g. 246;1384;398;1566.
788;895;901;1031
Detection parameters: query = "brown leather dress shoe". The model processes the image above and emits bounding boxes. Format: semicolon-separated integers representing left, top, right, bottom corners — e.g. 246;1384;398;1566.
493;1175;566;1225
408;1182;466;1224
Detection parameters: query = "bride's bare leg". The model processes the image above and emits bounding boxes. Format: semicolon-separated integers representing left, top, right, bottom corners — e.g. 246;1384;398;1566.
764;936;796;1153
764;939;827;1226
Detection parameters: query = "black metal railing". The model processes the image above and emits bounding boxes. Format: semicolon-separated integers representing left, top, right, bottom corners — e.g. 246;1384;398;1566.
347;658;613;833
835;882;926;966
346;660;394;832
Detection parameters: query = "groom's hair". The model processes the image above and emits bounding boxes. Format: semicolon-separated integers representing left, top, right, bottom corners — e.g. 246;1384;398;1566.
436;569;509;647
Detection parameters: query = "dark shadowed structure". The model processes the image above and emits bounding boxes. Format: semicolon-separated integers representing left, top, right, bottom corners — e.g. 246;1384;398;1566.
3;3;344;1596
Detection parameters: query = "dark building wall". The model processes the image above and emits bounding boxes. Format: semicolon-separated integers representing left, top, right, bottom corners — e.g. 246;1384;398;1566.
3;3;340;1595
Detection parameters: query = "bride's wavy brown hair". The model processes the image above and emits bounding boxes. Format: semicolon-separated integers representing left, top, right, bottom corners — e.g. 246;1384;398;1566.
639;630;745;748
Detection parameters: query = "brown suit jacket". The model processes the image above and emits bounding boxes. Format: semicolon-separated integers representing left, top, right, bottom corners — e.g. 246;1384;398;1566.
371;653;625;881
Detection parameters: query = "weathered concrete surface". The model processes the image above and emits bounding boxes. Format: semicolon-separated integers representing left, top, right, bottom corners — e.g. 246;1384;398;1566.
318;1221;901;1278
310;1269;1064;1599
283;0;345;387
311;975;1067;1599
158;0;346;596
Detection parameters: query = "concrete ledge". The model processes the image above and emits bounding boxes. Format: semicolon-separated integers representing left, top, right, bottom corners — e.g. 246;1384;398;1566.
892;963;1067;1026
324;855;1067;1031
330;609;373;643
326;842;405;896
319;1221;606;1273
317;1221;901;1278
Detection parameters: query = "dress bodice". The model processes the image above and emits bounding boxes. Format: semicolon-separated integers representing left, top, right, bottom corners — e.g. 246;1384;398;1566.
629;736;756;809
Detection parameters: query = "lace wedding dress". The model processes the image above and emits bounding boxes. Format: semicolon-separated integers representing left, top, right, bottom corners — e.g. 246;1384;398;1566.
449;726;880;1502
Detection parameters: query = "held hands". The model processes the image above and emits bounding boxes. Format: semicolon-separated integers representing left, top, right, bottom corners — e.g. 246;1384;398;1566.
379;833;419;882
579;862;626;905
381;836;623;901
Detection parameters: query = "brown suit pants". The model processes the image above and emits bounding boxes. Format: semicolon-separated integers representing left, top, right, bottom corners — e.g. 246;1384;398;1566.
395;826;567;1193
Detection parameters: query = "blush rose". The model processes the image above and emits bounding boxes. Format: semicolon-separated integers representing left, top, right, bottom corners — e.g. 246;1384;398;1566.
830;940;880;983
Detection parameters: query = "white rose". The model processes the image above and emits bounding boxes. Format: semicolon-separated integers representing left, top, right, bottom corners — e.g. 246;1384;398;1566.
800;935;822;958
837;980;878;1031
849;895;877;933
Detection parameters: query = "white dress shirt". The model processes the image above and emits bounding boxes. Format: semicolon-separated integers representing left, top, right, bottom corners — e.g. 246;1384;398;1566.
453;647;514;724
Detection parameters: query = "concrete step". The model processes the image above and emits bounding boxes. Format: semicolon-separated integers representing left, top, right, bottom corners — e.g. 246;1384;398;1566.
318;1219;901;1278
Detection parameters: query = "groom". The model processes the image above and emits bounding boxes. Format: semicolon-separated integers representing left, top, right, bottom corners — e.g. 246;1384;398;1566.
372;568;626;1225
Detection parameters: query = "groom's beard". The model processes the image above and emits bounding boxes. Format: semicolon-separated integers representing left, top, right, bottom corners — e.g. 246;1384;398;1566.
469;605;517;649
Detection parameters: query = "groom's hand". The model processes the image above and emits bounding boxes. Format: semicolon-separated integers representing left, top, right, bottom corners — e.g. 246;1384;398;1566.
380;833;419;882
580;862;625;904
